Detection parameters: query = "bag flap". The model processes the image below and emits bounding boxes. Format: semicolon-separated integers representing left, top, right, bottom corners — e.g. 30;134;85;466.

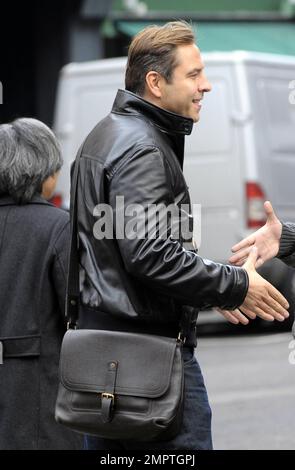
59;329;179;398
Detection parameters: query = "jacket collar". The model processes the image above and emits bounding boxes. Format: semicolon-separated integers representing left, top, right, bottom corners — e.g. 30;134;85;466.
0;194;54;207
112;89;194;136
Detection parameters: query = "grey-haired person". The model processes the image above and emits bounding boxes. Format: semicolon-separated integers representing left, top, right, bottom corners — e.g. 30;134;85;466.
0;118;81;449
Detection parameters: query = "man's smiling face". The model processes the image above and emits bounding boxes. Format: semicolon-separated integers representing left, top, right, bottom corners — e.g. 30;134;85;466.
159;44;212;123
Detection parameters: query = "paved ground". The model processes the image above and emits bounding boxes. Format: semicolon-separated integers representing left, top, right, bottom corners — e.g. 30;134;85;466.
196;328;295;449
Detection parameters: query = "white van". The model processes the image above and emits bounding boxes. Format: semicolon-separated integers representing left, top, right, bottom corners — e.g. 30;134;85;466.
53;51;295;322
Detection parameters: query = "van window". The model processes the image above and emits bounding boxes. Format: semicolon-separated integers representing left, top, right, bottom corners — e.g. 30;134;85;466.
257;78;295;152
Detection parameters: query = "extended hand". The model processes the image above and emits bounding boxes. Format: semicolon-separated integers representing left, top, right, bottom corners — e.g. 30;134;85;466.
229;201;282;268
239;247;289;322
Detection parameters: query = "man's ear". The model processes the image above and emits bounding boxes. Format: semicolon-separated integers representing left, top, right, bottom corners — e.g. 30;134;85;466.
145;71;163;98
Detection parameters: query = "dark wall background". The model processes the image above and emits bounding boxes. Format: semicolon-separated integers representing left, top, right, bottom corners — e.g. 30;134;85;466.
0;0;110;126
1;2;71;124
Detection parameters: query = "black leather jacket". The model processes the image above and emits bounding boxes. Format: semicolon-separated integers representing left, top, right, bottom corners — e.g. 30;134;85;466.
76;89;248;334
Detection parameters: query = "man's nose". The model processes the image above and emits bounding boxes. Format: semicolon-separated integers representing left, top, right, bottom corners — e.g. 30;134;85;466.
199;75;212;93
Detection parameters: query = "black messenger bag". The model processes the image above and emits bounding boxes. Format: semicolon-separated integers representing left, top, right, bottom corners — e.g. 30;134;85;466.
55;144;191;441
55;328;184;440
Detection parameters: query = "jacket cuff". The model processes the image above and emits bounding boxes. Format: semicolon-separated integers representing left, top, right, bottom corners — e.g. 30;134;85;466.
277;222;295;259
226;267;249;310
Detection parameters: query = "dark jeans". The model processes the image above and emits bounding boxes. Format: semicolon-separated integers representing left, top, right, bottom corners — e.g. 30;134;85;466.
84;347;213;450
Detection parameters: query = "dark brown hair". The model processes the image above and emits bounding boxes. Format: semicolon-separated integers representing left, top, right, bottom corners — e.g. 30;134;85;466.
125;21;195;96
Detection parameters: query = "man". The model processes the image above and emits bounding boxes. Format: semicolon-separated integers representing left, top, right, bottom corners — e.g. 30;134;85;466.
75;22;289;450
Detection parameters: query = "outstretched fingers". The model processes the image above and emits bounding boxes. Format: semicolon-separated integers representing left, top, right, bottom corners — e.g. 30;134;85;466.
240;290;289;322
217;308;250;325
231;234;255;254
229;246;252;265
220;310;240;324
254;290;289;322
241;305;275;322
238;307;256;320
232;309;250;325
267;284;289;311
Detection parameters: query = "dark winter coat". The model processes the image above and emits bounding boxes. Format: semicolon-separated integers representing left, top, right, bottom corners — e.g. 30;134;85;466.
0;195;82;449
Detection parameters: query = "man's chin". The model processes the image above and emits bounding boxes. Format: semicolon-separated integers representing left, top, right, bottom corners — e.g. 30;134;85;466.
182;111;200;123
179;108;200;122
190;109;200;123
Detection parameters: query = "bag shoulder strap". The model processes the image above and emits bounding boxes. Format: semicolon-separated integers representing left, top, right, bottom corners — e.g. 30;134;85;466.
66;143;84;328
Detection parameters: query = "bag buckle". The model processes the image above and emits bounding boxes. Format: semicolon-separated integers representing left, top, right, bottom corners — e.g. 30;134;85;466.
101;392;115;423
177;332;186;344
101;392;115;402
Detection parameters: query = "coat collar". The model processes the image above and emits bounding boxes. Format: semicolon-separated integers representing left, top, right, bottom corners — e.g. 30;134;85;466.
112;89;194;136
0;194;54;207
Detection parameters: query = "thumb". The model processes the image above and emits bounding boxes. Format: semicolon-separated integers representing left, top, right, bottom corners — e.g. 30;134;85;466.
242;246;258;270
264;201;278;223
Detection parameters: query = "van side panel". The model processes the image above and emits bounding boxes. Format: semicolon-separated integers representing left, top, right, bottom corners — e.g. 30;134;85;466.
54;62;125;207
184;63;244;262
247;62;295;222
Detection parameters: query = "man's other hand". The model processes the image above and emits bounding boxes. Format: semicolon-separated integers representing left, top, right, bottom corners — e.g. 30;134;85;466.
229;201;282;268
239;246;289;322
